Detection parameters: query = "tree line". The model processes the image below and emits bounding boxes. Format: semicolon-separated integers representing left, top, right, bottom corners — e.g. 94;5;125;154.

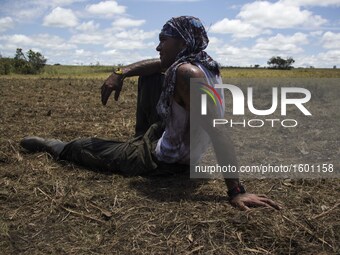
0;50;296;75
0;48;47;75
217;56;296;69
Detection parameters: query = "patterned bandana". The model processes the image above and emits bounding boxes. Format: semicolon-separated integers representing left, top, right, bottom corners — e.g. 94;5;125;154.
159;23;181;38
156;16;220;122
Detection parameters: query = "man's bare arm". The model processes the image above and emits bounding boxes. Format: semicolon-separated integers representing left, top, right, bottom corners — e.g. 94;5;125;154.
101;59;162;105
175;64;240;189
175;64;281;210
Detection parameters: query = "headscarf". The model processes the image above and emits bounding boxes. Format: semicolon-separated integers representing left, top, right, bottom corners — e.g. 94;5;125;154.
156;16;220;122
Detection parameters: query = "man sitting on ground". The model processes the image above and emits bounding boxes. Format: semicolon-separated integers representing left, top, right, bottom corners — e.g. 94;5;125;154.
20;16;280;211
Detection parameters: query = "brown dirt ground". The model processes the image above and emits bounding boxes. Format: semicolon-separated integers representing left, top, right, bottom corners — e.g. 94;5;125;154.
0;77;339;255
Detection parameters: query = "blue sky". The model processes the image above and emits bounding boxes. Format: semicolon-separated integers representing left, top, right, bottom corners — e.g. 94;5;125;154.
0;0;339;67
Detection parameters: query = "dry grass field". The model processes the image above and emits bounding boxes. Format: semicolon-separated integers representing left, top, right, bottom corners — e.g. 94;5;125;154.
0;67;339;254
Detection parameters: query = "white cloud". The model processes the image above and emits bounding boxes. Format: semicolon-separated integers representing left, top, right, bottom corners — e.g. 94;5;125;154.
43;7;78;27
294;55;318;67
309;31;323;37
215;44;247;56
69;28;157;51
143;0;201;1
210;18;267;38
86;1;126;17
28;0;85;8
0;17;14;32
101;49;118;55
213;45;258;67
296;50;340;67
47;0;86;7
282;0;340;7
114;29;158;40
238;1;327;29
317;50;340;64
210;1;328;38
76;21;100;31
99;51;156;65
16;9;43;20
207;36;223;45
1;1;45;20
112;18;145;28
70;34;105;44
37;34;76;49
209;33;311;67
75;49;93;57
254;33;309;54
1;0;84;21
205;36;223;51
104;40;154;50
0;32;79;64
4;34;32;45
321;32;340;49
257;32;308;45
105;40;148;50
0;34;76;51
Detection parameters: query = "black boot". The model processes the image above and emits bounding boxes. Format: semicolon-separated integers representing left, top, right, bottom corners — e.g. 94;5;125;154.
20;136;66;159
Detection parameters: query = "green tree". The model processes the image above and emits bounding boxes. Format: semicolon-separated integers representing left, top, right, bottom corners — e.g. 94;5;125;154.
13;48;47;74
0;57;14;75
27;49;47;73
267;56;295;70
285;57;295;69
14;48;26;61
14;48;29;73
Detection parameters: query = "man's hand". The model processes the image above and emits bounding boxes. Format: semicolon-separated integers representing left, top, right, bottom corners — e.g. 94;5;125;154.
230;193;281;211
101;72;124;105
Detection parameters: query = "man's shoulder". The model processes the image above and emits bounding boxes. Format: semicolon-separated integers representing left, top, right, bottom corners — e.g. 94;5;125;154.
176;63;205;80
174;63;204;109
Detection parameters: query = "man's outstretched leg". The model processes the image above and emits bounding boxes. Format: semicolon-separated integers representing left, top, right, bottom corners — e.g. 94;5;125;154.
20;122;164;176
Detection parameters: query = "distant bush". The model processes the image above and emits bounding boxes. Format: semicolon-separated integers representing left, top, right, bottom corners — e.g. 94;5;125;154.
0;48;47;75
0;57;15;75
14;48;47;74
267;56;295;70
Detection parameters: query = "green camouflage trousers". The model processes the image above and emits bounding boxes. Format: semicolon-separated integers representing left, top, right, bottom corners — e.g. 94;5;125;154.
59;74;188;176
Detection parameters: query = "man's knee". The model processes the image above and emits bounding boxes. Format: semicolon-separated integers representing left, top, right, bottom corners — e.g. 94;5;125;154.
138;73;164;90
